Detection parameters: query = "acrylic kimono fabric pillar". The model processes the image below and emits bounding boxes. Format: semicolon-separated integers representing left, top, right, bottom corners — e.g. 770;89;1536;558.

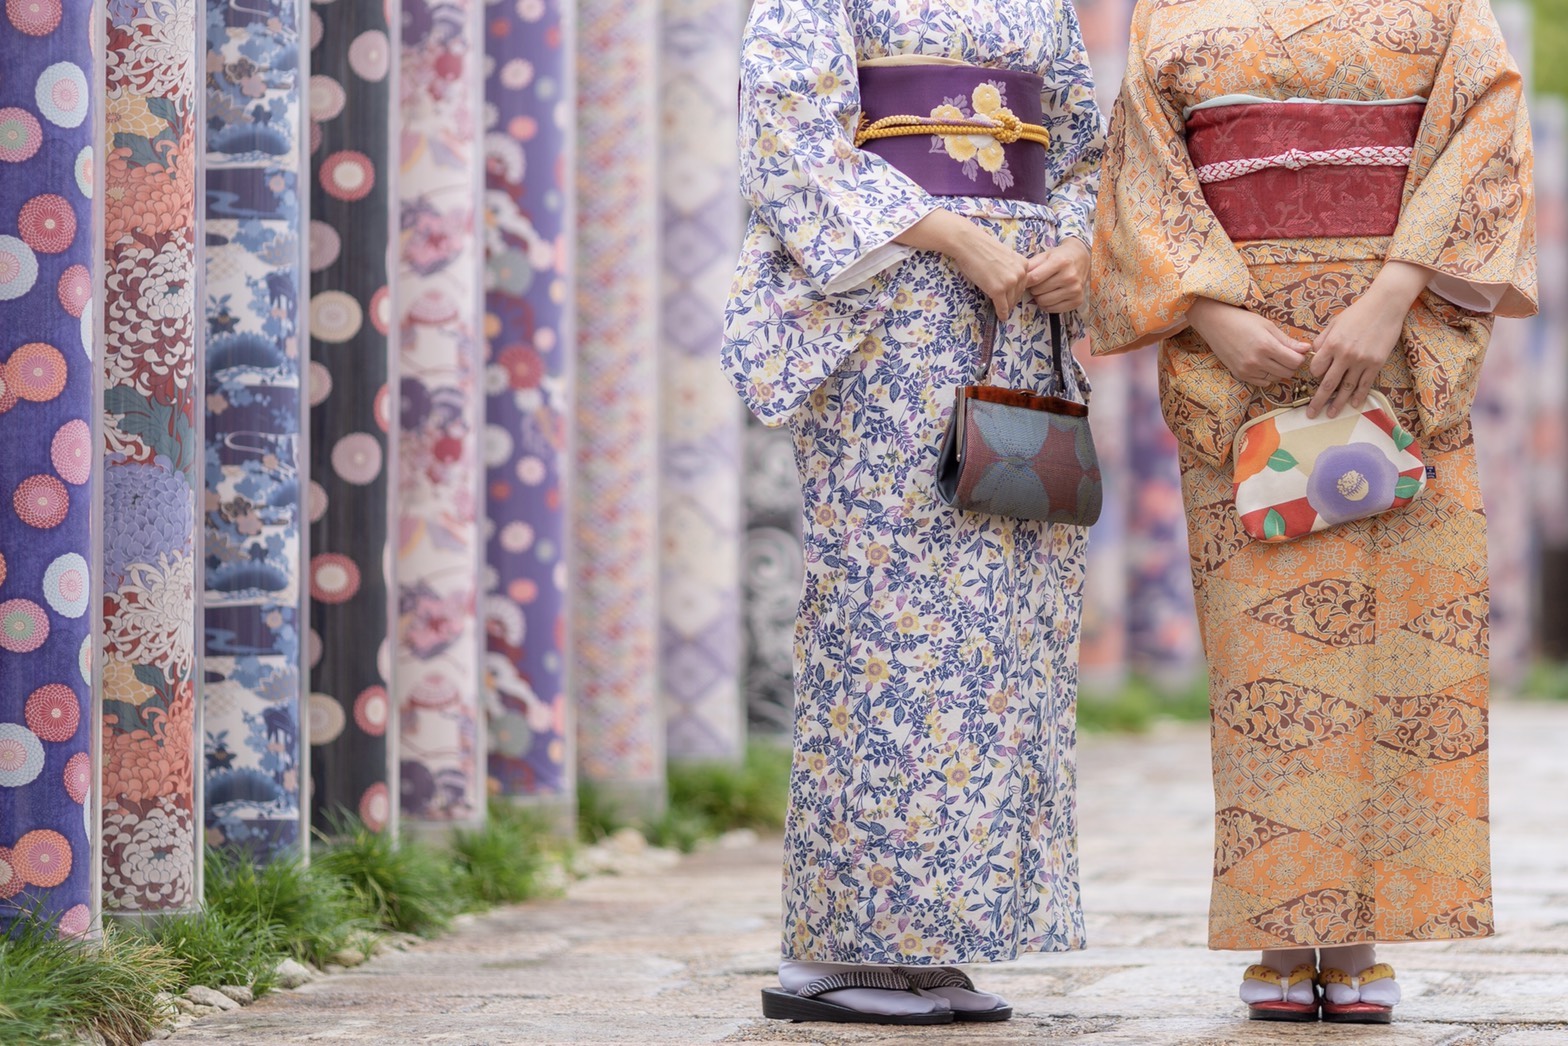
0;0;100;935
573;0;665;806
482;0;575;803
657;0;744;761
1474;0;1535;689
307;0;398;835
1530;99;1568;548
1125;353;1201;686
1076;351;1130;693
201;0;308;858
398;0;486;828
740;417;804;736
100;0;202;915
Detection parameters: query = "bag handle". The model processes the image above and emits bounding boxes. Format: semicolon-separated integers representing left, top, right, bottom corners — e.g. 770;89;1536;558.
976;305;1069;392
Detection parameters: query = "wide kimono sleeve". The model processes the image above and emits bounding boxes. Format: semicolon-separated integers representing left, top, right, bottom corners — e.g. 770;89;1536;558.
1083;7;1257;356
721;0;939;427
738;0;937;293
1389;0;1537;319
1040;0;1105;250
1387;0;1537;439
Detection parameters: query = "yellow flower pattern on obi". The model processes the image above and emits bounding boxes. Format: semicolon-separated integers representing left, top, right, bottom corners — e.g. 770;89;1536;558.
928;81;1021;186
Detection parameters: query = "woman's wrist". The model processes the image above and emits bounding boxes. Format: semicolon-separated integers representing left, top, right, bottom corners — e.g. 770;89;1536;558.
1186;296;1232;336
894;207;977;258
1365;260;1430;313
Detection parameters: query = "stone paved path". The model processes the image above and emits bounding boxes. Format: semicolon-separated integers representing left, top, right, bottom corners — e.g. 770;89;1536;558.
167;700;1568;1045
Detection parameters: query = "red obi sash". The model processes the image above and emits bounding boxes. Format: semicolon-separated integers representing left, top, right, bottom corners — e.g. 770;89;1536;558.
1184;99;1426;240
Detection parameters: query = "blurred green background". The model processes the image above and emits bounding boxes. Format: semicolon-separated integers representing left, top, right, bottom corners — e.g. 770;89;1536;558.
1538;0;1568;96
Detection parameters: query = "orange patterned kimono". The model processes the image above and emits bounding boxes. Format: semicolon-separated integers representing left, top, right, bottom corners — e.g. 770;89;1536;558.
1088;0;1537;950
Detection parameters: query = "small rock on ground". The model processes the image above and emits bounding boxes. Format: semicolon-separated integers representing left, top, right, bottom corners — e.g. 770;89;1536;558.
216;985;253;1006
273;958;314;989
329;947;368;968
183;986;239;1012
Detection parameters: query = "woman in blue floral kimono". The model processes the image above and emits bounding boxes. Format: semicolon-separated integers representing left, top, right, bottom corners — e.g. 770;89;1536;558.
722;0;1104;1026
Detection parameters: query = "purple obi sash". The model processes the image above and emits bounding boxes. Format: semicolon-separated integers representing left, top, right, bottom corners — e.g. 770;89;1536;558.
856;61;1049;204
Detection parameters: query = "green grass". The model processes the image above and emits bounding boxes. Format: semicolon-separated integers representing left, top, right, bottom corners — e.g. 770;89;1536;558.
582;742;793;853
1519;659;1568;700
143;907;281;996
667;742;791;833
313;820;461;938
574;778;629;843
1078;674;1212;733
204;847;366;967
451;802;557;908
1534;0;1568;98
0;913;181;1046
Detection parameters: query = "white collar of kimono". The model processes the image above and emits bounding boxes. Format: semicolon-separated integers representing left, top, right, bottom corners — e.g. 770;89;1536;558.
858;54;977;67
1183;94;1428;120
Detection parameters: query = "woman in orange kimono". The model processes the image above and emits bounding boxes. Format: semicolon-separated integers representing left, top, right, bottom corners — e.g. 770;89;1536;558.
1088;0;1536;1024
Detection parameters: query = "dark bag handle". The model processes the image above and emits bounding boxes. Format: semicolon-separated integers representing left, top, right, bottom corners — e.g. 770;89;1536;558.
975;306;1069;394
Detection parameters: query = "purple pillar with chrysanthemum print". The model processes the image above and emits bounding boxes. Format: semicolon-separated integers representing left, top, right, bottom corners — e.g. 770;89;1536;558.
99;0;205;916
482;0;576;807
0;0;102;936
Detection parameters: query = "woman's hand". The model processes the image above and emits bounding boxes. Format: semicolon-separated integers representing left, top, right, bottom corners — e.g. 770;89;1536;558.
895;209;1030;319
1025;239;1089;312
1187;298;1311;387
1305;261;1429;418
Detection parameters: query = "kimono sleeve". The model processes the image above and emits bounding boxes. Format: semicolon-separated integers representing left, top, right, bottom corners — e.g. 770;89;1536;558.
1084;8;1257;356
740;0;937;294
1040;0;1105;250
1389;0;1538;319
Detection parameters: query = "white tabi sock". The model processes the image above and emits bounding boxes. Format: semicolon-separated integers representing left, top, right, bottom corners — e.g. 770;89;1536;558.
1319;943;1400;1007
1239;947;1317;1005
914;972;1009;1014
778;960;950;1017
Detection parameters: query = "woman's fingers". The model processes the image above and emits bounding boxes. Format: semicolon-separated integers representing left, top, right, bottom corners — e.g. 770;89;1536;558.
1307;358;1350;417
1033;288;1085;311
1261;338;1307;377
1350;369;1377;410
1326;366;1365;417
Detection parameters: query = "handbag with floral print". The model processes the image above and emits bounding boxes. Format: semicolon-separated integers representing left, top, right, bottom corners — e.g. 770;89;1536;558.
1232;389;1428;542
935;310;1102;525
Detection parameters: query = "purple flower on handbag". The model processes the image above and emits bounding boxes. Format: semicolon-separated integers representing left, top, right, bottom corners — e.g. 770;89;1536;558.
1306;443;1398;525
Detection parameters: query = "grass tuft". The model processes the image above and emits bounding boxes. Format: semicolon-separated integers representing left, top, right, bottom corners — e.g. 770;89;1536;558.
1078;674;1211;733
589;742;793;853
204;847;366;968
574;779;627;844
0;912;181;1046
1521;659;1568;701
451;801;555;908
314;820;460;937
144;907;280;996
667;742;791;833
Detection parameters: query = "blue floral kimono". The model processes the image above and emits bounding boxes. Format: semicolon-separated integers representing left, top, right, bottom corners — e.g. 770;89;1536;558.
723;0;1105;963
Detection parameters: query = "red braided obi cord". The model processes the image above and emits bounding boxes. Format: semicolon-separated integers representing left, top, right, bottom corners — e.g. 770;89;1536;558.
1185;100;1426;240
